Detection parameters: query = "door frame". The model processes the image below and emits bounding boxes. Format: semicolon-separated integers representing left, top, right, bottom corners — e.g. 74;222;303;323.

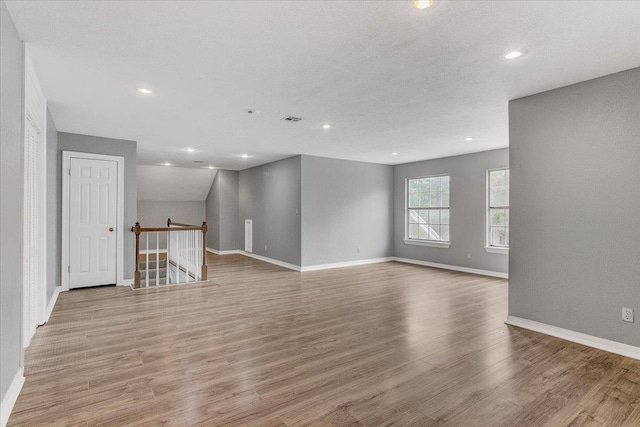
61;151;125;291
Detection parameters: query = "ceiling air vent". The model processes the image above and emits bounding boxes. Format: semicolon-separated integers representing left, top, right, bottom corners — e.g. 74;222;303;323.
281;115;303;122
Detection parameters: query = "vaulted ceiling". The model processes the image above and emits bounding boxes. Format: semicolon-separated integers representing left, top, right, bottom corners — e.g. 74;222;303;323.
6;1;640;170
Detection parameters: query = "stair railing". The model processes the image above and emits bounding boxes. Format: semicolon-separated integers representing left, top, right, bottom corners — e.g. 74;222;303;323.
132;218;207;289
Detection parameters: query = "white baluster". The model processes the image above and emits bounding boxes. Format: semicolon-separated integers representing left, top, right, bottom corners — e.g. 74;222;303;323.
176;231;181;283
155;232;159;286
145;233;149;288
187;231;191;283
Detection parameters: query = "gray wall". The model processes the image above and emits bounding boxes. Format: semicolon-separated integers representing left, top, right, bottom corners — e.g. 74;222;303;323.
58;133;137;281
205;174;220;250
0;0;24;403
137;200;205;250
393;149;509;274
239;156;301;266
301;156;393;266
509;68;640;347
46;110;60;303
205;170;240;251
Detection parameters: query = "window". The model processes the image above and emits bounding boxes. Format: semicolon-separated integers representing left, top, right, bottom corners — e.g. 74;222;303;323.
406;175;450;245
488;169;509;249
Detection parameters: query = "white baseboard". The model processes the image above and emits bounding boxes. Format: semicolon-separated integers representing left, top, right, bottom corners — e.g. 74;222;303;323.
1;368;25;427
44;286;61;322
300;257;394;272
506;316;640;361
117;279;134;287
206;247;242;255
240;252;302;272
138;249;168;255
210;249;507;278
392;257;508;279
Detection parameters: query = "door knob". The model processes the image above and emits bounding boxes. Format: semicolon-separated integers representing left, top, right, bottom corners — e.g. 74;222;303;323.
109;227;114;232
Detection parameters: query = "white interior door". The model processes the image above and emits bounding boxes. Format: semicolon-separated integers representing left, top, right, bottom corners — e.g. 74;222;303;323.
69;158;118;288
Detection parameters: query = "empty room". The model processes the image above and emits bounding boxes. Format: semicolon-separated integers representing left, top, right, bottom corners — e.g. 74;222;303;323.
1;0;640;426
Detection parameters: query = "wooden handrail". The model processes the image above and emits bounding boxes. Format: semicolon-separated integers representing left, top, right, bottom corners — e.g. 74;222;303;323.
132;226;203;232
132;218;208;289
168;218;200;228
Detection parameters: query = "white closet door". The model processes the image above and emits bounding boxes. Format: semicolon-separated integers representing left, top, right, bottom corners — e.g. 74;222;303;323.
23;116;41;345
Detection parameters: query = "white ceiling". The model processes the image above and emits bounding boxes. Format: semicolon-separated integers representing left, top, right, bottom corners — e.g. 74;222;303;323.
6;1;640;170
137;165;216;201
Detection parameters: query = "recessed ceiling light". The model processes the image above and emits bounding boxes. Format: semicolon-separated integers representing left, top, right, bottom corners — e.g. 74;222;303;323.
163;162;171;166
392;152;398;156
465;137;473;141
185;148;195;152
241;154;249;159
414;0;433;9
321;124;331;129
207;166;215;170
505;51;523;60
138;88;153;94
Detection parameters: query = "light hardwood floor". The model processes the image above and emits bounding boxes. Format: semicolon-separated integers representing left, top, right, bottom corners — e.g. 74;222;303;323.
9;254;640;426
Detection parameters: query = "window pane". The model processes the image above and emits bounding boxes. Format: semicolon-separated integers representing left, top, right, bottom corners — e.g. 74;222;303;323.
419;178;430;193
441;175;450;191
409;223;419;239
490;188;507;207
408;179;419;193
490;170;506;188
408;209;419;224
505;228;510;246
419;224;430;240
430;191;441;207
440;225;450;242
418;210;429;224
440;209;450;225
430;176;441;191
505;209;509;226
491;227;507;246
429;209;440;225
409;192;420;208
505;170;510;188
429;225;441;240
490;209;506;226
419;193;429;207
441;191;450;208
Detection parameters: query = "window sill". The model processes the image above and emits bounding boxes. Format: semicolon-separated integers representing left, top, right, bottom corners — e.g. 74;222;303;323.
484;246;509;255
404;239;450;249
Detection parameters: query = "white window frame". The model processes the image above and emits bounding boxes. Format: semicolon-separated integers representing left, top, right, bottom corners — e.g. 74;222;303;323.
404;174;451;249
485;168;509;254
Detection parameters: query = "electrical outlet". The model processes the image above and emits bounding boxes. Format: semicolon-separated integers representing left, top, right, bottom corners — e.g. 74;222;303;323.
467;253;472;260
264;245;267;252
622;307;634;323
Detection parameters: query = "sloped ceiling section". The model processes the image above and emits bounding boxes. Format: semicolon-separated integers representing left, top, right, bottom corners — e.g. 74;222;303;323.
137;165;217;202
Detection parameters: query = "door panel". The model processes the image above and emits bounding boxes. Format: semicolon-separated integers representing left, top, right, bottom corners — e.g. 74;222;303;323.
69;158;118;288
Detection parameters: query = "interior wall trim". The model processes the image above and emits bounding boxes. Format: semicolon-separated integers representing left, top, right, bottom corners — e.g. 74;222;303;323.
393;257;509;279
506;315;640;361
0;368;25;427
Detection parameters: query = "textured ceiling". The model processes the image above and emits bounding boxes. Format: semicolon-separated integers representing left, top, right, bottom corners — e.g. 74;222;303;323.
6;1;640;170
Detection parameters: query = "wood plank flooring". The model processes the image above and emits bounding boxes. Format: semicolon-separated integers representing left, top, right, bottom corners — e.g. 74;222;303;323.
9;254;640;426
